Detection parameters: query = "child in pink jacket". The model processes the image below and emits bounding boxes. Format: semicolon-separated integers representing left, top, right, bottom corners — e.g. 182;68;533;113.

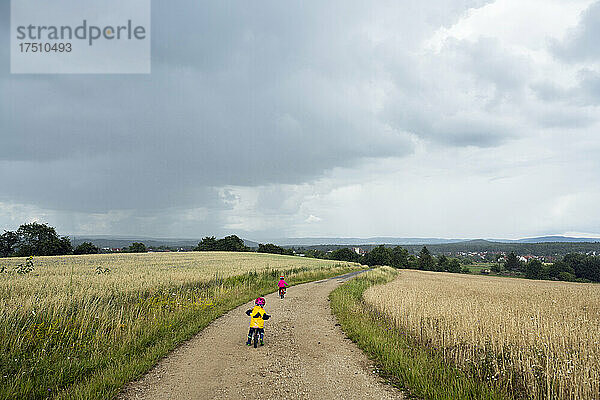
278;275;288;288
278;275;288;298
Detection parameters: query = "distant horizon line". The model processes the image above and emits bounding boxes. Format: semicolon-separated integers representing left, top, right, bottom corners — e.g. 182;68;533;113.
66;233;600;241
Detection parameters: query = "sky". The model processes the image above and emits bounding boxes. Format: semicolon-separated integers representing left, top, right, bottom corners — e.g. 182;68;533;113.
1;0;600;240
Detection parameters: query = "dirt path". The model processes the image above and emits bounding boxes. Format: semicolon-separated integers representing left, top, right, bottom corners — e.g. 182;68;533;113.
120;273;403;400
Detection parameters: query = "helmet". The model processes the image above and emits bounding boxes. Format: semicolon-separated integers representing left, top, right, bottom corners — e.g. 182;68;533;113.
279;275;284;279
255;297;266;306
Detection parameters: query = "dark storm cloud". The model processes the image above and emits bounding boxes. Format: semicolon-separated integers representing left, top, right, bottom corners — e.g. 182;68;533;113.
2;0;495;215
1;1;419;213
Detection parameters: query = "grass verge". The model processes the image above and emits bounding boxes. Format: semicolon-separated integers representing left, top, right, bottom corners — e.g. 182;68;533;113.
2;264;361;400
329;267;514;400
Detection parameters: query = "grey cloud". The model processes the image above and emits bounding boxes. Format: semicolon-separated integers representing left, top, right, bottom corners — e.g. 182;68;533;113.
534;107;596;129
532;69;600;107
531;81;571;103
381;38;527;148
1;1;419;214
553;1;600;62
403;110;512;147
447;37;531;99
577;69;600;103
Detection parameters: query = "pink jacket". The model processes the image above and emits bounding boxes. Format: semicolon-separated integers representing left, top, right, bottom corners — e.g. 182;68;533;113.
278;279;288;288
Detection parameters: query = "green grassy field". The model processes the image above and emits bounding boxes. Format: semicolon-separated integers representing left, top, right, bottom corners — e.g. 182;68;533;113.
463;262;496;273
0;252;361;399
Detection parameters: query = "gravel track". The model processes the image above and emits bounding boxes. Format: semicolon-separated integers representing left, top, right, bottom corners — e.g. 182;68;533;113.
119;273;403;400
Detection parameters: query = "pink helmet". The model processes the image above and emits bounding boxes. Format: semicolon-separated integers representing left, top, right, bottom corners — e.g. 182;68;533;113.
255;297;266;306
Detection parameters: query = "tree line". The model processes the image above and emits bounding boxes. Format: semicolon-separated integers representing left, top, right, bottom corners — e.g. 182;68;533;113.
194;236;296;255
499;251;600;282
0;222;148;257
303;245;465;273
297;240;600;258
386;240;600;257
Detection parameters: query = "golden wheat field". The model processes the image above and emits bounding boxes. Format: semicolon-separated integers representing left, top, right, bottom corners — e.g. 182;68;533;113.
0;251;342;307
363;270;600;400
0;252;357;399
0;251;351;336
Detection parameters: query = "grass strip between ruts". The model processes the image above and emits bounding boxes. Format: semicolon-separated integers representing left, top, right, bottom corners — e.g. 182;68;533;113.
329;267;514;400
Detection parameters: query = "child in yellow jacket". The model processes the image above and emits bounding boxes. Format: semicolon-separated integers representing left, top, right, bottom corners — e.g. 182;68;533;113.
245;297;271;346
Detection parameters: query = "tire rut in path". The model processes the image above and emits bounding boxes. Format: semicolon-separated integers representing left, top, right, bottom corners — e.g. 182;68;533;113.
120;275;403;400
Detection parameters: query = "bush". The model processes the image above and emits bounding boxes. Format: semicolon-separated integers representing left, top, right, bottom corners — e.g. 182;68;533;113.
257;243;293;256
74;242;100;255
328;247;360;262
126;242;147;253
195;235;249;252
557;271;576;282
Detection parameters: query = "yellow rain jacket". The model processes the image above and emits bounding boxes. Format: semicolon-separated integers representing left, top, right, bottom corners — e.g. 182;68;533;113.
247;305;270;329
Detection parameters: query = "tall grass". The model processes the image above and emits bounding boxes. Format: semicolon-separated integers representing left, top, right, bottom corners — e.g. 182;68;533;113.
330;267;511;400
0;252;360;399
364;270;600;400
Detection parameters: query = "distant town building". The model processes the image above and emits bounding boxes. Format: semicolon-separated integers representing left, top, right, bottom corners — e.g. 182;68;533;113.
353;247;367;255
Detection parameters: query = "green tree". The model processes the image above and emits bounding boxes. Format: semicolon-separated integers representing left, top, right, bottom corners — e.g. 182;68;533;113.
447;258;462;273
581;256;600;282
504;252;522;272
525;259;544;279
557;271;576;282
127;242;147;253
547;259;575;280
14;222;72;256
417;246;436;271
546;254;600;282
491;262;504;274
74;242;100;255
258;243;293;256
0;231;19;257
563;253;588;280
390;246;410;268
437;254;449;272
364;245;392;266
195;235;249;252
407;254;418;268
328;247;359;262
196;236;218;251
304;249;327;259
217;235;249;252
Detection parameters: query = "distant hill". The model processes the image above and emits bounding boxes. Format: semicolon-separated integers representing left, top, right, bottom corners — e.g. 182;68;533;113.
262;237;467;246
261;236;600;247
512;236;600;243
